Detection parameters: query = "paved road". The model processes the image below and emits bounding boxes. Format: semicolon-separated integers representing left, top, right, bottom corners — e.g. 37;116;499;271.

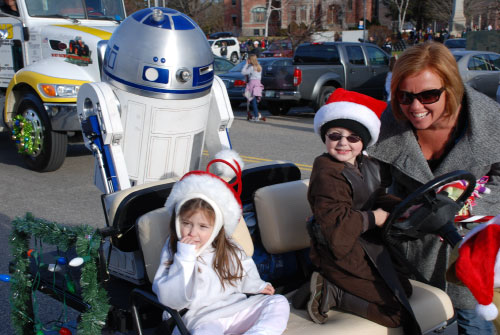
0;107;323;334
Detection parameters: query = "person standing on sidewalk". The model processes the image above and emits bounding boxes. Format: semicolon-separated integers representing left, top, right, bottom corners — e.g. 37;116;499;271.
242;54;265;122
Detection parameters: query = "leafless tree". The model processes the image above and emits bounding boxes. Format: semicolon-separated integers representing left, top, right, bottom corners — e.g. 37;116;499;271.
386;0;411;32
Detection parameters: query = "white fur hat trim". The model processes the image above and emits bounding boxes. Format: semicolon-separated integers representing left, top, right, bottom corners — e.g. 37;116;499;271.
476;302;498;321
212;149;244;179
165;173;242;254
314;101;381;147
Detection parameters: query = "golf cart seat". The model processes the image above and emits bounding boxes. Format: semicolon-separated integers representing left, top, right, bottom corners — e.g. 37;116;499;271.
136;175;457;334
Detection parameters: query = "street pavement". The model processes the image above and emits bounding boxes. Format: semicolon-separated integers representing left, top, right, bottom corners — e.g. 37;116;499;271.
0;107;323;334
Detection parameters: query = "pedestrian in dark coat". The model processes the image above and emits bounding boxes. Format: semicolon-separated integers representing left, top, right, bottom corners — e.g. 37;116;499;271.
306;88;419;333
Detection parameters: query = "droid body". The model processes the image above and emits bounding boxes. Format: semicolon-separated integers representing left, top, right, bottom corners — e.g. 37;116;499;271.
77;8;233;193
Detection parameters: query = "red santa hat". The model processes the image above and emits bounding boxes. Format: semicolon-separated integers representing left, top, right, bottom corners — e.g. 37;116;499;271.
313;88;386;147
164;150;243;255
455;216;500;321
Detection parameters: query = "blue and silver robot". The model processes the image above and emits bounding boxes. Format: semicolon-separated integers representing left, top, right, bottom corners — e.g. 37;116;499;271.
77;7;233;193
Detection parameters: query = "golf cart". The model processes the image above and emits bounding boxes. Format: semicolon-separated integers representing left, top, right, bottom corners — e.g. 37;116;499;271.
9;161;476;334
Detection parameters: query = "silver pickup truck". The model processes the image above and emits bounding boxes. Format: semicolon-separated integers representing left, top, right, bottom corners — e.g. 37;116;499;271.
263;42;391;115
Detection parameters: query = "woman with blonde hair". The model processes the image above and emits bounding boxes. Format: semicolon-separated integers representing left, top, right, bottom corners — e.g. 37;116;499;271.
242;54;264;122
368;41;500;334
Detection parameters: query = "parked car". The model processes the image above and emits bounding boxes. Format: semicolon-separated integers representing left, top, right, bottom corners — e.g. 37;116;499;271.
451;49;500;99
218;57;293;110
214;56;236;75
208;37;240;63
261;42;390;115
444;38;466;50
261;40;293;58
208;31;234;39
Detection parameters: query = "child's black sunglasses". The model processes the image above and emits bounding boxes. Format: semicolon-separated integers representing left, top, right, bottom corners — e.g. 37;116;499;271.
326;132;362;143
396;87;445;105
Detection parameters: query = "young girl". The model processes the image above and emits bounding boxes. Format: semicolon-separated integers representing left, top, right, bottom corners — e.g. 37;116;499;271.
242;54;264;122
152;152;289;335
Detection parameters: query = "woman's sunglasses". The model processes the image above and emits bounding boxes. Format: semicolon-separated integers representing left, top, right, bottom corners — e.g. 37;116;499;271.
396;87;445;105
326;132;362;143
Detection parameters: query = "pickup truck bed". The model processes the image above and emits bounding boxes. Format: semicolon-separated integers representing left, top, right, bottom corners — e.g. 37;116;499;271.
263;42;391;115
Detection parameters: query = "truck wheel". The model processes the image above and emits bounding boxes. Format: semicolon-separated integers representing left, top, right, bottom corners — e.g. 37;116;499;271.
267;102;291;116
16;93;67;172
316;86;335;110
230;52;239;63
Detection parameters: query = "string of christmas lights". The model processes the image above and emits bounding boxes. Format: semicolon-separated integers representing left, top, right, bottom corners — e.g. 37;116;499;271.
8;213;110;335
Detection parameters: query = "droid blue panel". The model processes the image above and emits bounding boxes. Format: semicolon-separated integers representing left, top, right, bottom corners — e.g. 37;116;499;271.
107;50;117;69
192;63;214;86
143;15;171;29
172;15;195;30
142;66;169;84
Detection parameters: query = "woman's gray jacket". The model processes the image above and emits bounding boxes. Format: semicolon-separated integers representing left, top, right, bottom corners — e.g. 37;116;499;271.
367;85;500;309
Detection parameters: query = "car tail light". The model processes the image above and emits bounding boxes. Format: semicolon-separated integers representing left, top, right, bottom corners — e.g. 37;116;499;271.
293;68;302;86
234;79;246;87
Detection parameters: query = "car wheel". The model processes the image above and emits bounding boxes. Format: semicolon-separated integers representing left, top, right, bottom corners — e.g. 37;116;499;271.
316;86;335;110
267;102;290;116
15;93;67;171
230;52;239;63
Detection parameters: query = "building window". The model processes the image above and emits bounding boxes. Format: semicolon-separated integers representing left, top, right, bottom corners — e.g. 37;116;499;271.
254;29;260;36
348;0;353;11
290;6;296;22
232;0;236;5
232;15;237;26
300;5;307;22
251;6;266;23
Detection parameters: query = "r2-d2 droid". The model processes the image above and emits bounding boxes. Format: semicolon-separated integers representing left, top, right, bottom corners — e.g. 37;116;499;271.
77;7;233;194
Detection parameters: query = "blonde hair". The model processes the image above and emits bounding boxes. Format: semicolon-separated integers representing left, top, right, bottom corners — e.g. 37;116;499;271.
248;54;262;72
390;42;464;120
167;198;243;288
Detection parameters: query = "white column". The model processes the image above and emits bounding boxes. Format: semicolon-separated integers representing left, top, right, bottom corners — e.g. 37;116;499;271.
450;0;467;37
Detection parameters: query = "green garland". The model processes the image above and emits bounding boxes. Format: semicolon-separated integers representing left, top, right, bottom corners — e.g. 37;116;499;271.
11;114;40;155
10;213;110;335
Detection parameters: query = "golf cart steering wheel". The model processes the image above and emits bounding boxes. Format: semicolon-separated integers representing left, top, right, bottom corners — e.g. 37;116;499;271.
383;170;476;248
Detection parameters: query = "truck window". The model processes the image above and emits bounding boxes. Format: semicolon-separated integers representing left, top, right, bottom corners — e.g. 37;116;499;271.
345;45;365;65
294;44;340;65
366;46;389;66
25;0;125;20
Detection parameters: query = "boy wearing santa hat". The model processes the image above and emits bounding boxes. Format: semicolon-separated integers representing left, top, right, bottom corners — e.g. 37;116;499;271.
306;88;418;333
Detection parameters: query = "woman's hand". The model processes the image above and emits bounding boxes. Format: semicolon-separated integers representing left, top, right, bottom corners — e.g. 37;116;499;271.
260;283;275;295
373;208;390;227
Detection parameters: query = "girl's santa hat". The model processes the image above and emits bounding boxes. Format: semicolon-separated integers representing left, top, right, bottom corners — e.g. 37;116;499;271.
313;88;387;147
164;150;243;255
455;216;500;321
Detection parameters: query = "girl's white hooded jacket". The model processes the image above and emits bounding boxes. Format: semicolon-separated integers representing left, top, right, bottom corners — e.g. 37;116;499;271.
152;238;269;331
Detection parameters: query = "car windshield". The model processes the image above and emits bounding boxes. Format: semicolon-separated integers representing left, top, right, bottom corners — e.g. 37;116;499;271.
208;40;214;46
268;42;290;51
454;55;463;62
446;39;466;49
26;0;125;21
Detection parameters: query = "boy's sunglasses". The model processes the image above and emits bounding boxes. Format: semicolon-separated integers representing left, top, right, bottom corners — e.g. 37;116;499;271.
326;132;362;143
396;87;445;105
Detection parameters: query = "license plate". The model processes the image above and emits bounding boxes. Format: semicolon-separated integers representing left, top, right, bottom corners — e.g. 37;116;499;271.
265;90;275;97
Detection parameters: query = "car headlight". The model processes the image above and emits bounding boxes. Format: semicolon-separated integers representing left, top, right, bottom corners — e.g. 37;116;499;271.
39;84;80;98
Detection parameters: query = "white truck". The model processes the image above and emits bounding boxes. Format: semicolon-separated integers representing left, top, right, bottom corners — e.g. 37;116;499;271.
0;0;126;171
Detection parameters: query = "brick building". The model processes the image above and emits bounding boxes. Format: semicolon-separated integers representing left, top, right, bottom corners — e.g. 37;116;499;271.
239;0;377;37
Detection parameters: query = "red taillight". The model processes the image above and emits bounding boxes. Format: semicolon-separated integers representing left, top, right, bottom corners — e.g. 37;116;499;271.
234;79;246;87
293;67;302;86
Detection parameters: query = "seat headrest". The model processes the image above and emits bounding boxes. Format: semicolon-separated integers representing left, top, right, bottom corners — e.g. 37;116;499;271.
254;179;311;254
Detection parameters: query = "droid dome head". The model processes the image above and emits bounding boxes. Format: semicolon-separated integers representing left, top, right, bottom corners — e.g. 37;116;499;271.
102;7;214;99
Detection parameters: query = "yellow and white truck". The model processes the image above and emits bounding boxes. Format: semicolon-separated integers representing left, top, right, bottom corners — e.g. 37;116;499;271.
0;0;125;171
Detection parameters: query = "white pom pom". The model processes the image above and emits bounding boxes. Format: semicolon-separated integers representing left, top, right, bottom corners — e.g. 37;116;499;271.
212;149;244;179
476;303;498;321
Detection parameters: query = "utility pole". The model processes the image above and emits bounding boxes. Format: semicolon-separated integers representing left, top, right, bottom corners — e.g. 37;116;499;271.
363;0;367;41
